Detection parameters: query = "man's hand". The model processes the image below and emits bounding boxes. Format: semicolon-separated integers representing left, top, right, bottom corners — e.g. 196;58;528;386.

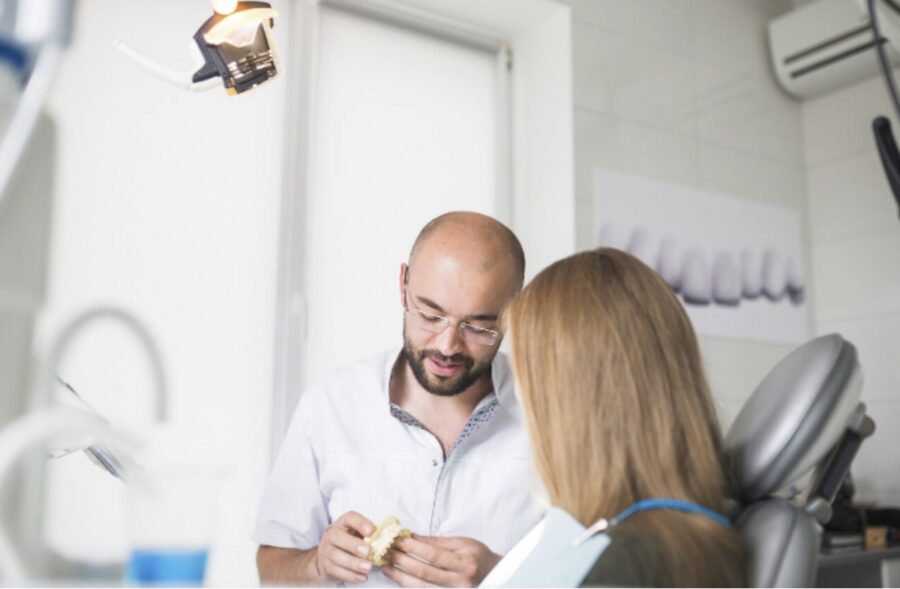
257;511;377;586
316;511;378;585
383;534;501;587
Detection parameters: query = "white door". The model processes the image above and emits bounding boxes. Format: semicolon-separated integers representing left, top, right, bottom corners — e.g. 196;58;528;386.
301;6;503;389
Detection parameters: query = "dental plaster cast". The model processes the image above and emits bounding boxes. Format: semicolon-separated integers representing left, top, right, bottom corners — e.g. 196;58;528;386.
364;517;412;567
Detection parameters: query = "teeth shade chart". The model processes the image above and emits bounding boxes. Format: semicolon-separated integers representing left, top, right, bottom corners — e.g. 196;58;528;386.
762;248;788;301
598;222;629;251
598;225;805;308
786;256;805;305
741;248;763;299
655;236;683;292
682;248;712;305
712;252;741;306
625;226;656;268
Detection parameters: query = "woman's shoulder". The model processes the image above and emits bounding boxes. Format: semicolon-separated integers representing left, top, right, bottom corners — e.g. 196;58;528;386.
580;526;674;588
580;515;745;588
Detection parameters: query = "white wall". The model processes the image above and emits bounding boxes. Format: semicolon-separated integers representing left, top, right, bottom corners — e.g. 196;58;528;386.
35;0;287;583
561;0;806;428
510;5;576;278
804;74;900;507
302;6;499;387
563;0;900;509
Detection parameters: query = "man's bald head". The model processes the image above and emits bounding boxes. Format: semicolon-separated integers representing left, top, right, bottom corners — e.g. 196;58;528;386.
408;212;525;291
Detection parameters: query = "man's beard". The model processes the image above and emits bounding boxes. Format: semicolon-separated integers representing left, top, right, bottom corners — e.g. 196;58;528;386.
402;331;494;397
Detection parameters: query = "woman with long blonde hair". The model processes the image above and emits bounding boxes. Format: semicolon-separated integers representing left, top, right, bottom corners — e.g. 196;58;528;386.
505;248;744;587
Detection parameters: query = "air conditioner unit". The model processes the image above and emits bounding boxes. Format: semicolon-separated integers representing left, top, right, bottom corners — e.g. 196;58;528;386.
768;0;900;98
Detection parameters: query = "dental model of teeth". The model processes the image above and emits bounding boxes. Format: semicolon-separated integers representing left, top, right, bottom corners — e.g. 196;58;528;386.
598;223;805;307
364;517;412;567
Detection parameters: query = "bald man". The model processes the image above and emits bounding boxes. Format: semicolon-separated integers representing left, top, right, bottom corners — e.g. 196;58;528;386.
254;212;544;587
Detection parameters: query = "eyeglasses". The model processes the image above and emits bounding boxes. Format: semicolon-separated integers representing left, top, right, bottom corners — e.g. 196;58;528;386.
403;304;501;347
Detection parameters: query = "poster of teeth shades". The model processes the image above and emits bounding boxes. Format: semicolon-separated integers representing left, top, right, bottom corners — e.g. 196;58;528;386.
594;167;808;344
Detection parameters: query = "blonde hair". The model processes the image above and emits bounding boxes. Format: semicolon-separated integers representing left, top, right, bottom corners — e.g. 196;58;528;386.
509;248;744;587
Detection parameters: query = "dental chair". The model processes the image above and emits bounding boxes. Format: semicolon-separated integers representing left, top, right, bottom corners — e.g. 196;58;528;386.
725;333;875;587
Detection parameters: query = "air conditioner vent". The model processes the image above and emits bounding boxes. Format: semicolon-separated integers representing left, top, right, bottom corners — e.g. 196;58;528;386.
769;0;900;98
783;23;872;64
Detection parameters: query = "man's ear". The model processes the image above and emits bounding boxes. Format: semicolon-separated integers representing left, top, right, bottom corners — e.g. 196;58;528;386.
399;263;409;307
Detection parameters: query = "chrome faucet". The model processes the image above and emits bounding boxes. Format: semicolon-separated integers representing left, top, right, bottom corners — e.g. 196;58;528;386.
31;306;168;419
0;306;167;582
0;406;135;581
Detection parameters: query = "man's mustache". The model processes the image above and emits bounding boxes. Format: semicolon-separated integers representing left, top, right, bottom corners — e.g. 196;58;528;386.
420;350;473;366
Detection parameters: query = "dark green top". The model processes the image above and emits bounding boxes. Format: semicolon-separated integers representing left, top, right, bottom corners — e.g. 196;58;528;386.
579;524;743;587
580;527;674;587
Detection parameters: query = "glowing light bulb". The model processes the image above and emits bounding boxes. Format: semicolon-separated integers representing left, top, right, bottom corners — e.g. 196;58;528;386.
211;0;239;15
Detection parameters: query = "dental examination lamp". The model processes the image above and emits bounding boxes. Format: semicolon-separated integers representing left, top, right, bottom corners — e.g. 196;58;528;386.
114;1;280;95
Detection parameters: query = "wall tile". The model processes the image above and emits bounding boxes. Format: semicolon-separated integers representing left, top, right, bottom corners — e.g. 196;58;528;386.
574;197;597;252
693;61;804;164
804;75;899;165
817;315;900;403
811;228;900;322
696;141;806;208
701;336;796;403
573;108;698;204
807;149;898;244
562;0;692;53
690;0;792;82
572;22;697;130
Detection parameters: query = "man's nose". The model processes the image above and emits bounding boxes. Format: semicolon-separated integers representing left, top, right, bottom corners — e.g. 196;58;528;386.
433;321;465;357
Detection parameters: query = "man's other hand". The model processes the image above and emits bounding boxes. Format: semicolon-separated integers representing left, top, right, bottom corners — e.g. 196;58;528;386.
317;511;377;584
383;534;501;587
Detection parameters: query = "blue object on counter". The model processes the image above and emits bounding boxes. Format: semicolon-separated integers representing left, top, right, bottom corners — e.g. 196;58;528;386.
125;548;208;585
0;38;27;73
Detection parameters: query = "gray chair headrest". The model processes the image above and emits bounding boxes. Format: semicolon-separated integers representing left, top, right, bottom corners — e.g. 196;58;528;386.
725;334;863;502
736;498;820;587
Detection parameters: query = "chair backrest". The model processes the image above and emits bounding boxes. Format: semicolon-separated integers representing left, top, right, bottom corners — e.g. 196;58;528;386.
725;334;868;588
735;499;820;587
